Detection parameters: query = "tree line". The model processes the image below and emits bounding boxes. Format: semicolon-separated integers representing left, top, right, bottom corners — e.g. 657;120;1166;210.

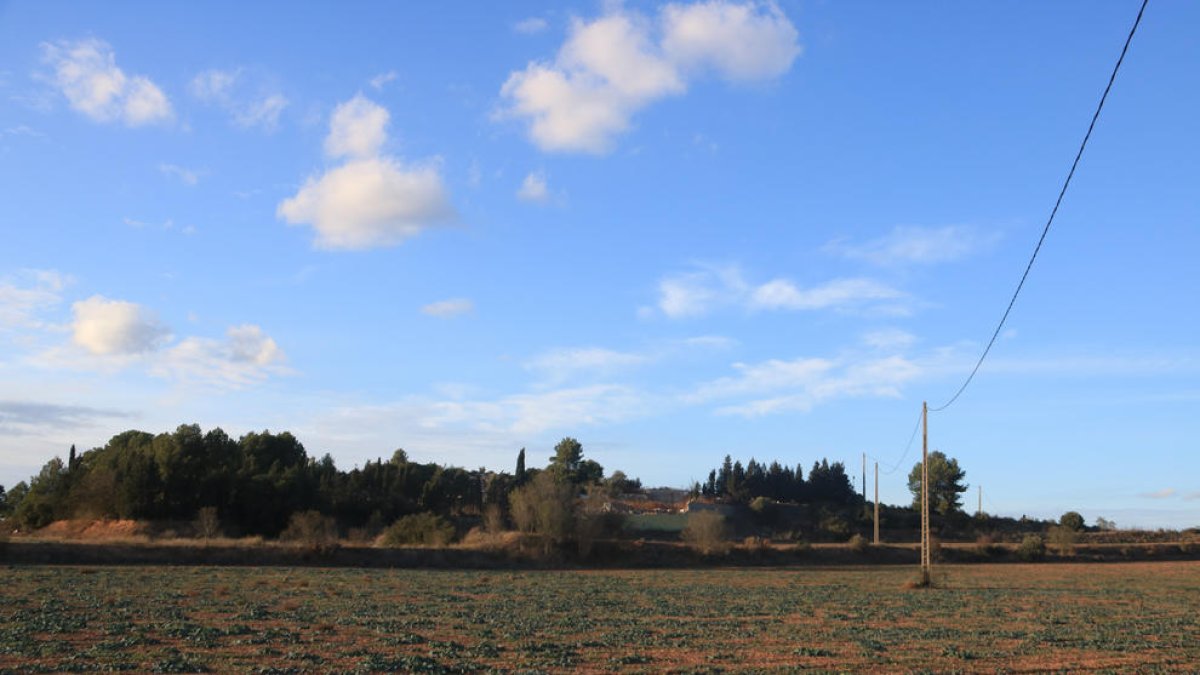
0;424;889;541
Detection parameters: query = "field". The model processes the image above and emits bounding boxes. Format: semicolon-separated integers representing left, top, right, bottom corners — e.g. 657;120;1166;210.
1;562;1196;672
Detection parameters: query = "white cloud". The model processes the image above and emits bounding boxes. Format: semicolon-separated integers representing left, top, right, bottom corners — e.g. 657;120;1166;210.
657;265;747;318
189;69;237;100
500;1;799;153
421;298;474;318
159;163;200;186
653;265;905;318
71;295;169;356
862;328;917;351
517;171;550;203
324;94;389;159
827;225;999;266
526;347;649;384
156;324;287;388
0;270;69;331
1138;488;1176;500
661;0;801;80
369;70;398;90
189;68;288;131
514;17;550;34
278;95;453;250
693;354;922;417
428;384;651;436
749;278;904;311
279;157;452;250
41;38;172;126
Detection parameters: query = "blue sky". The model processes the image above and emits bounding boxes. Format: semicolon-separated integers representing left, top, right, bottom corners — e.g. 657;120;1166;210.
1;1;1197;528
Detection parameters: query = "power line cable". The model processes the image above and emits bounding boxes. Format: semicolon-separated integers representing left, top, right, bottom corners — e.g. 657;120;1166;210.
871;409;923;476
930;0;1149;413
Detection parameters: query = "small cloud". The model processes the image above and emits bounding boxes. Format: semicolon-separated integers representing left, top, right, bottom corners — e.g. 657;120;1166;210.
421;298;474;318
516;171;550;203
652;264;907;319
41;38;172;126
1138;488;1176;499
190;67;287;131
324;94;389;159
749;278;903;312
826;225;999;266
159;162;200;186
155;323;288;388
369;70;398;90
71;295;170;356
0;269;70;330
526;347;648;384
499;2;800;153
514;17;549;35
2;125;46;138
862;328;917;351
277;94;454;250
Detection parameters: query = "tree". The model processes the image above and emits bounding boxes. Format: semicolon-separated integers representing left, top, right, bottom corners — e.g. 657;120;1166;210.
550;437;583;476
515;447;527;485
1059;511;1085;532
508;471;575;545
195;506;221;540
907;451;968;516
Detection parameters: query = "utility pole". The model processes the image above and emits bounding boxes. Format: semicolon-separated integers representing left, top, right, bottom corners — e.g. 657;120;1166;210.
978;485;982;517
862;452;866;500
920;401;931;585
862;452;867;517
873;461;880;545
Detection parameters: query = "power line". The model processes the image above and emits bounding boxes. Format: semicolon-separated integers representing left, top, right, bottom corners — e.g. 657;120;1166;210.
930;0;1149;413
872;408;923;476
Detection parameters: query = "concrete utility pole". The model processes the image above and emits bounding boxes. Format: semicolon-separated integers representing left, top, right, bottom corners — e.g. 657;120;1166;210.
861;452;868;517
920;401;931;584
873;461;880;545
862;452;867;501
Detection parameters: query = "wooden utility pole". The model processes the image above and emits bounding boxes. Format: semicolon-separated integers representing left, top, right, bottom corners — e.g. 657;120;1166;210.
920;401;931;584
873;461;880;545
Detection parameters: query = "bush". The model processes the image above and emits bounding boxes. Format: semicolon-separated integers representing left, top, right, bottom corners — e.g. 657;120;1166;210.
483;503;505;534
682;510;730;555
378;512;455;547
194;506;221;541
848;533;869;553
280;511;338;549
1047;525;1078;557
974;534;1004;558
1017;534;1045;562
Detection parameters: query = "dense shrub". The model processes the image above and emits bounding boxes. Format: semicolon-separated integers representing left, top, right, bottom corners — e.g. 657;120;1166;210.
682;511;730;555
378;512;456;547
848;533;869;554
1017;534;1046;562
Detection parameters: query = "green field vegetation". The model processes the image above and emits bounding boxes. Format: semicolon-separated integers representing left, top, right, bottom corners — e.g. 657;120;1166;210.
1;561;1196;672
